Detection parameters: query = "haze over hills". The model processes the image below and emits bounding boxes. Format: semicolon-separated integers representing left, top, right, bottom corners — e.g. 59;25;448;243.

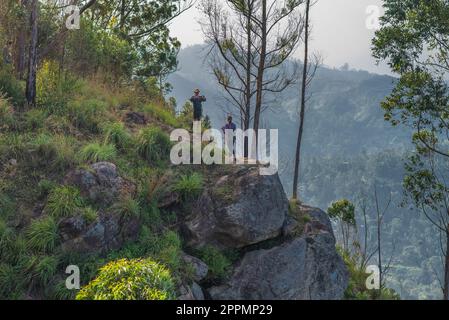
168;44;442;299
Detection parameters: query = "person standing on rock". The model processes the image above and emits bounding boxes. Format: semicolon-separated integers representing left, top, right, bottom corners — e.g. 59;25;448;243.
190;88;206;121
222;115;237;162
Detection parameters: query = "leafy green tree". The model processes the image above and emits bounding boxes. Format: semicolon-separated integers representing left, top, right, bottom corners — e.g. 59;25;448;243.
373;0;449;300
328;199;356;252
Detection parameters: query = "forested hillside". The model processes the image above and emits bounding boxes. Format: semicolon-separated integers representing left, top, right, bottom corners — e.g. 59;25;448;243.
169;45;442;299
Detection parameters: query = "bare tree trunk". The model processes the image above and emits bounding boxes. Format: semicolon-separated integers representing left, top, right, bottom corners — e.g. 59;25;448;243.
120;0;126;31
25;0;38;107
16;0;28;80
253;0;267;141
444;225;449;300
244;1;252;131
376;189;383;296
292;0;310;200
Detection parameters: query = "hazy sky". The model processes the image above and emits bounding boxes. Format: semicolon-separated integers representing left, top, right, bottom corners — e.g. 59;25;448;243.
169;0;390;74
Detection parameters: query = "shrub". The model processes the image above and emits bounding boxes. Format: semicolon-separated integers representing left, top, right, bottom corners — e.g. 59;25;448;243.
68;99;108;133
137;127;171;163
0;95;15;129
0;264;20;299
46;186;84;218
79;142;116;163
173;173;203;200
101;121;130;149
24;109;47;130
0;64;25;107
37;179;56;198
28;134;77;171
111;197;140;218
26;216;59;253
33;255;59;286
76;258;176;300
197;246;231;280
339;248;401;300
0;193;15;219
81;207;98;224
36;60;80;112
142;103;179;127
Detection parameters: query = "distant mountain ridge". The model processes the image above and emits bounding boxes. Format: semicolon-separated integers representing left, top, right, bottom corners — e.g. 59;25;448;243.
168;44;409;159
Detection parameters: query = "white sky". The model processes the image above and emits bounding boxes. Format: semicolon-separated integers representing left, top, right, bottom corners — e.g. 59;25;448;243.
169;0;390;74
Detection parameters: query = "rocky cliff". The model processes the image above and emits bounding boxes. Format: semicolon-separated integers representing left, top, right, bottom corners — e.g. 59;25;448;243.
182;166;349;300
54;163;347;300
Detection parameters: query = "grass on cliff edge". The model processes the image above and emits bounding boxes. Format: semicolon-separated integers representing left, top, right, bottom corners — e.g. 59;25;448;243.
0;60;199;300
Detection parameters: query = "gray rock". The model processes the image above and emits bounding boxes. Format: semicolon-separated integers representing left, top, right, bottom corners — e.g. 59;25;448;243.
178;282;205;300
64;162;136;207
184;167;288;249
59;212;140;254
208;232;348;300
182;253;209;282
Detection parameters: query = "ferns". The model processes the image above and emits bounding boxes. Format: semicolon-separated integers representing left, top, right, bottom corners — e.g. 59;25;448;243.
137;127;171;163
79;142;117;163
46;186;84;218
26;216;59;253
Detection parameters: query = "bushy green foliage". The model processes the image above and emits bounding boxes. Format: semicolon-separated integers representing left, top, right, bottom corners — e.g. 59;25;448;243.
0;95;15;129
173;173;203;200
142;103;179;127
137;127;171;163
81;207;99;224
68;98;108;133
26;216;59;253
328;199;356;225
76;258;176;300
79;142;116;163
36;60;80;112
0;263;21;299
111;197;140;218
101;121;131;149
33;255;59;286
0;193;15;219
339;249;400;300
45;186;83;218
24;109;47;130
29;134;77;170
197;246;231;280
0;63;25;106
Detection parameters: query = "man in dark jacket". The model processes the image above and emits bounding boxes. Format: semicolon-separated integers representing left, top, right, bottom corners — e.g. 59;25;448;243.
190;88;206;121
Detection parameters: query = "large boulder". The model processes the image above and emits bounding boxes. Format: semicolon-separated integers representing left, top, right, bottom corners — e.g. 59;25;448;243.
184;167;288;249
59;212;140;254
64;162;136;207
208;231;348;300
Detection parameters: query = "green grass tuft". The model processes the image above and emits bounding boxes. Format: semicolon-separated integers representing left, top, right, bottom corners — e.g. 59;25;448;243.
26;216;59;253
137;127;171;163
46;185;84;218
79;142;117;163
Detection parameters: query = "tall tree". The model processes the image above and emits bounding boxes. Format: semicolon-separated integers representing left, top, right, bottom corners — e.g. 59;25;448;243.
292;0;319;200
373;0;449;300
200;0;257;130
200;0;303;132
25;0;38;106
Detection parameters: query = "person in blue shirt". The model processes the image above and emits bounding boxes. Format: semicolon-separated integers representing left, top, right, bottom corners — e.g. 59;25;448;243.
222;115;237;132
190;88;207;121
222;116;237;161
